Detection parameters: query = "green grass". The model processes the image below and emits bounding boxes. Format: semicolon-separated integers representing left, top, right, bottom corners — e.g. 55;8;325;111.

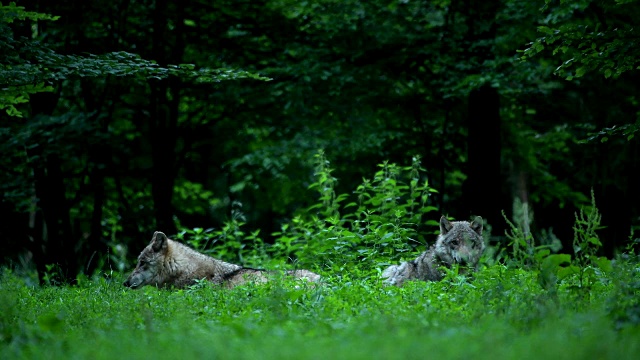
1;264;639;360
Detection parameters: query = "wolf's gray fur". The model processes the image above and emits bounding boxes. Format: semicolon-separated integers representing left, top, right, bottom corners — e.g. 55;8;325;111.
123;231;320;289
382;216;485;287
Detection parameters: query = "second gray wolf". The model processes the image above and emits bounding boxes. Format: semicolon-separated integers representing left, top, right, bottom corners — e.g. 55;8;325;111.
123;231;321;289
382;216;485;287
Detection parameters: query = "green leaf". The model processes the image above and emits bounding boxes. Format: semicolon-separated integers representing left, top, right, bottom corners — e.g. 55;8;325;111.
538;26;554;35
380;232;394;241
535;248;551;262
557;265;580;280
543;254;572;268
587;237;602;247
593;256;612;272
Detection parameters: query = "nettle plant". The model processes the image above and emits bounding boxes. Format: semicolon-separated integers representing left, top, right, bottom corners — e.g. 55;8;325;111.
175;202;268;268
503;190;611;300
564;191;612;297
270;150;439;275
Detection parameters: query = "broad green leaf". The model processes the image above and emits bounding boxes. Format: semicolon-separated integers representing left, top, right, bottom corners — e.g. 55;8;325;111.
557;265;580;280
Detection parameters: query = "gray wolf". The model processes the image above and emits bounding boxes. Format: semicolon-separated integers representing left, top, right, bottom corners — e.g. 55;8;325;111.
382;216;485;287
123;231;321;289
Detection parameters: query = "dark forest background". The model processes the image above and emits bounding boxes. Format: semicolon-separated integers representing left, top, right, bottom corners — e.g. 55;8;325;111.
1;0;639;284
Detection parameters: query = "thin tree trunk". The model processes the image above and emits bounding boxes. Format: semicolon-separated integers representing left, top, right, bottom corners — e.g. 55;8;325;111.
80;79;111;276
463;85;503;232
461;0;504;232
30;149;76;283
148;0;185;235
85;162;106;275
27;195;47;284
28;91;77;284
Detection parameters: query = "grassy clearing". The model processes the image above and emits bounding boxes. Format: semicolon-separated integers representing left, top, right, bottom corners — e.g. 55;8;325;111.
2;262;639;360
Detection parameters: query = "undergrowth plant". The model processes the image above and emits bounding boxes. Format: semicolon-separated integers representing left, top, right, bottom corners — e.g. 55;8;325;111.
175;201;268;268
502;190;613;302
270;150;439;275
565;190;611;300
502;204;535;269
607;250;640;330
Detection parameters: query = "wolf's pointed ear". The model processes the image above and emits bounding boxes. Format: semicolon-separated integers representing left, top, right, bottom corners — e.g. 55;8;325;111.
151;231;168;252
470;216;483;235
440;216;453;234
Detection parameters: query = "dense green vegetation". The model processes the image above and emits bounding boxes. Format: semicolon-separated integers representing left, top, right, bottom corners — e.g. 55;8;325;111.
2;249;639;359
2;149;639;359
1;0;640;357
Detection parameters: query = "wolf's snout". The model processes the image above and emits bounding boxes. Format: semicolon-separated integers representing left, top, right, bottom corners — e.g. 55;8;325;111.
123;276;142;289
123;278;135;288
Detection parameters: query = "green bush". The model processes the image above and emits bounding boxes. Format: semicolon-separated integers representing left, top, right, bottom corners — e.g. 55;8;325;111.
269;150;439;275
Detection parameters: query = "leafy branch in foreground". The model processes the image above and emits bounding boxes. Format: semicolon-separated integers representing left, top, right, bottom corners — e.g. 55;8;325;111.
579;121;640;143
519;0;640;143
0;3;270;116
521;0;640;81
1;51;271;85
0;1;59;22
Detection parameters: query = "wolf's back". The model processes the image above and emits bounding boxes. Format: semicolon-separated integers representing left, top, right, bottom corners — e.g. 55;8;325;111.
286;269;322;283
124;231;322;289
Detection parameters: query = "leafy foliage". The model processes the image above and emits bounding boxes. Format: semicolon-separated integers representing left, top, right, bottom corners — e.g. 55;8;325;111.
268;151;439;274
520;0;640;142
0;2;269;117
522;0;640;80
171;151;438;275
175;203;268;269
500;189;614;303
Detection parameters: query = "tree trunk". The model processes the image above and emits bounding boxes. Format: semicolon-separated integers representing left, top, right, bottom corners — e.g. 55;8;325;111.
462;85;503;233
85;155;106;275
460;0;505;233
596;140;636;257
29;147;76;283
80;79;110;276
147;0;185;235
28;91;78;284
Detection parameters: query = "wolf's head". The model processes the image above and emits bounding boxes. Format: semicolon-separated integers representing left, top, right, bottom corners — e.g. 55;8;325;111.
123;231;169;289
434;216;485;270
